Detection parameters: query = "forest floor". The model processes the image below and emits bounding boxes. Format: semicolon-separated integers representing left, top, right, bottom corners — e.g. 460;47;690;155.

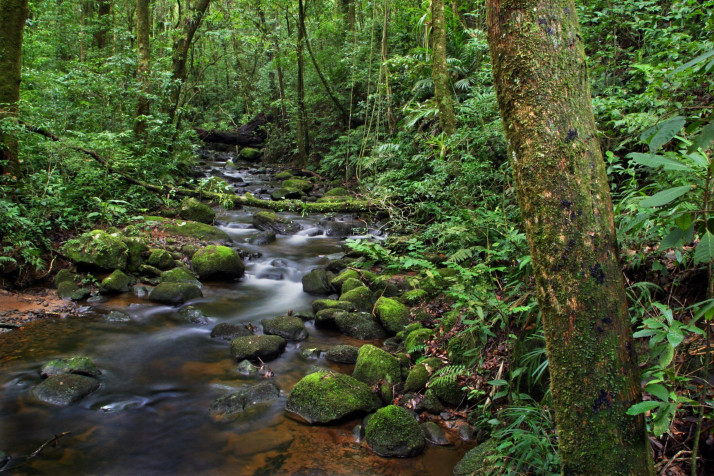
0;288;76;331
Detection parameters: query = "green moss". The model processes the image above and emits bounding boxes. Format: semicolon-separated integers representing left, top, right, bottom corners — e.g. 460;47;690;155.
353;344;402;385
147;248;175;270
374;297;410;335
365;405;426;457
447;329;481;364
261;315;308;341
99;269;133;293
239;147;262;161
399;289;428;306
161;267;201;287
191;245;245;280
179;197;215;224
404;328;433;354
442;309;460;332
230;335;287;361
404;357;443;392
252;211;301;234
143;216;230;242
341;277;365;294
148;282;203;304
274;171;293;180
311;299;355;313
453;439;498;475
330;269;360;291
339;286;373;312
323;187;349;197
431;377;465;406
61;230;128;270
54;269;76;287
122;236;148;272
40;356;102;378
282;178;313;192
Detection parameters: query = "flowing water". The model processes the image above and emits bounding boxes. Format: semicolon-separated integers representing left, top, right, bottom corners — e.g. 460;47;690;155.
0;155;472;475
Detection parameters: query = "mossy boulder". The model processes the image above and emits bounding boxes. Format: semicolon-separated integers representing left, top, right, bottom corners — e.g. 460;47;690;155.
336;312;387;340
252;211;301;235
315;308;349;327
311;299;355;313
191;245;245;280
249;230;277;246
62;230;128;270
341;277;365;294
374;297;410;335
149;282;203;304
40;357;102;378
179;197;215;224
421;421;449;446
161;267;202;287
54;269;76;287
261;315;308;341
57;281;86;300
99;269;133;294
282;178;313;192
230;335;287;362
211;322;252;341
399;289;428;306
301;268;335;295
330;269;360;292
239;147;262;161
144;216;230;242
339;286;373;312
271;187;303;201
208;381;280;423
353;344;402;385
318;219;367;237
431;377;465;406
453;439;498;475
122;236;148;272
285;371;381;424
274;171;293;180
404;328;434;353
147;249;175;270
447;329;481;365
404;358;443;392
323;187;349;197
365;405;426;458
32;374;100;406
325;345;360;364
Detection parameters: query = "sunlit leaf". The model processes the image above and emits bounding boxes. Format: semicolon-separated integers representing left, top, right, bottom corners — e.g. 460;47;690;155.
640;186;692;208
626;400;661;415
644;383;669;402
628;152;693;172
640;117;686;152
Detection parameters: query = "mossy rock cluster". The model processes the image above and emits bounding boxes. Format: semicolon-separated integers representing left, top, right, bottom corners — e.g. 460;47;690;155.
374;297;410;335
230;335;287;362
282;178;313;192
33;356;102;406
179;197;215;224
365;405;426;457
143;216;230;242
61;230;128;270
191;245;245;280
149;282;203;304
99;269;133;294
353;344;402;385
339;285;373;312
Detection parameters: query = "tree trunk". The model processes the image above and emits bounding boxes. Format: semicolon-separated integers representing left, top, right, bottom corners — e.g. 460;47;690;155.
296;0;309;167
135;0;151;136
93;0;112;49
485;0;654;473
168;0;211;122
0;0;29;178
431;0;456;135
341;0;355;33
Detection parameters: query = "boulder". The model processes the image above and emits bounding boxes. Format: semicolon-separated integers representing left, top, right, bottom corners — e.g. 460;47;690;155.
336;312;387;340
318;219;367;237
301;268;334;295
121;236;148;272
32;374;100;406
330;269;360;292
274;171;293;180
54;269;76;287
311;299;355;314
230;335;286;361
315;308;349;327
252;211;301;235
177;306;210;325
208;381;280;423
282;178;313;192
261;315;308;341
191;245;245;280
149;282;203;304
404;328;434;353
143;216;230;242
106;310;131;322
365;405;426;457
40;357;102;378
432;377;465;406
399;289;428;306
99;269;133;294
404;357;443;392
61;230;128;270
340;277;365;294
339;286;373;312
249;230;277;246
325;345;360;364
57;281;87;300
161;267;202;287
179;197;215;224
147;249;176;270
421;421;449;446
285;371;381;424
374;297;410;335
236;359;260;375
353;344;402;385
211;322;253;341
453;439;498;475
271;187;303;201
239;147;262;161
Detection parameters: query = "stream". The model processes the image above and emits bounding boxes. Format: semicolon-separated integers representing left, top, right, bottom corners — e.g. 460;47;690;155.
0;154;472;475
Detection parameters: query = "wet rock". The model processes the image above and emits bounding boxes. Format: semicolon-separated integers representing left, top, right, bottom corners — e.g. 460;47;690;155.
282;178;312;192
339;286;373;313
209;381;280;423
132;285;151;298
315;308;348;327
252;211;301;235
249;230;276;246
230;335;286;362
142;216;230;242
32;374;100;406
54;269;76;287
191;245;245;280
149;282;203;304
329;269;360;292
211;322;253;341
61;230;128;270
40;356;102;378
99;269;133;294
147;249;176;271
239;147;262;161
274;171;293;180
318;219;367;237
138;263;162;277
404;328;433;354
336;312;387;340
365;405;425;458
285;370;381;424
432;377;465;406
122;236;149;272
353;344;402;386
311;299;355;314
421;421;450;446
399;289;428;306
161;267;202;287
179;197;215;224
298;347;322;360
106;310;131;322
374;297;410;335
301;268;335;295
178;306;210;325
236;359;260;375
340;277;365;294
325;344;360;364
325;257;353;273
453;439;498;475
261;315;308;341
271;187;303;201
323;187;349;197
404;357;443;392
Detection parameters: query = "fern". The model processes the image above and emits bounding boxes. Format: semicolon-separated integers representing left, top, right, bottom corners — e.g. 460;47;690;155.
429;364;467;388
447;247;475;263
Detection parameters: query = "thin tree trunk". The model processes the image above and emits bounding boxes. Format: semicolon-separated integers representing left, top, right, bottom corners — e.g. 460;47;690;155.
135;0;151;136
431;0;456;135
485;0;654;473
296;0;309;167
341;0;355;34
94;0;112;49
0;0;29;178
381;0;396;135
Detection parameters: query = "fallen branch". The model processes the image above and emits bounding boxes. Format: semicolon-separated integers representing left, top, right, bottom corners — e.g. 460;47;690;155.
0;432;71;473
21;122;376;214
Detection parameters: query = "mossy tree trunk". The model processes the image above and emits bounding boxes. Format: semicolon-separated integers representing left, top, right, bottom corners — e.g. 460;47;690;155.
0;0;29;178
485;0;654;473
431;0;456;135
93;0;112;49
296;0;310;167
135;0;151;136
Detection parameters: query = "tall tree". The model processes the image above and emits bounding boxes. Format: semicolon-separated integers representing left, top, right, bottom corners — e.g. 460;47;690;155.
93;0;112;49
486;0;654;473
296;0;309;166
135;0;151;135
0;0;29;178
431;0;456;135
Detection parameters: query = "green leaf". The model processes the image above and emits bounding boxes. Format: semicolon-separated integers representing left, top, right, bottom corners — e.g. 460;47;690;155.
694;231;714;264
644;383;669;402
686;151;710;169
666;327;684;347
688;123;714;153
659;228;684;250
673;49;714;74
674;213;693;231
659;345;675;367
628;152;693;172
633;329;657;338
640;117;686;152
488;379;508;387
626;400;661;415
640;186;692;208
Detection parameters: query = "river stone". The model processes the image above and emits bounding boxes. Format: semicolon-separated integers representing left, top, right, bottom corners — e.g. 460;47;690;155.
143;216;230;242
315;308;348;327
325;345;360;364
32;374;100;406
340;277;365;294
139;263;162;277
274;171;293;180
421;421;450;446
209;381;280;422
249;230;276;245
323;187;349;197
54;269;76;287
236;359;260;375
271;187;303;201
325;257;353;273
399;289;428;306
453;439;498;475
40;356;102;378
404;357;443;392
282;178;313;192
61;230;128;270
336;312;387;340
122;236;149;272
177;306;210;325
252;211;301;235
211;322;253;341
240;147;262;161
339;286;373;312
106;310;131;322
404;328;433;354
374;297;410;335
179;197;215;224
301;268;334;295
161;267;202;287
149;282;203;304
191;245;245;280
147;249;175;270
311;299;355;313
99;269;133;294
57;281;80;299
353;344;402;385
365;405;426;458
432;377;465;406
318;219;367;237
230;335;287;362
261;315;308;341
423;389;445;414
330;269;360;292
285;371;381;424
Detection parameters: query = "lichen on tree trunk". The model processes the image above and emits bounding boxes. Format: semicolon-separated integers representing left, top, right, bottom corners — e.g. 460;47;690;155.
431;0;456;135
485;0;654;473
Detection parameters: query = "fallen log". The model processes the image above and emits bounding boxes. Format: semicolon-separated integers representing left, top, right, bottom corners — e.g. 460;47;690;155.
21;121;375;214
194;112;271;147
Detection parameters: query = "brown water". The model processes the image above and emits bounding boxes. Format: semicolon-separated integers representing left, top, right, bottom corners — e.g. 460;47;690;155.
0;158;473;475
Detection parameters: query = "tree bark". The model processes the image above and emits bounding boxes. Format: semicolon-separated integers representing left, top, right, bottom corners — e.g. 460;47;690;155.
93;0;112;49
194;112;271;147
296;0;309;167
135;0;151;136
0;0;29;178
431;0;456;135
486;0;654;473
